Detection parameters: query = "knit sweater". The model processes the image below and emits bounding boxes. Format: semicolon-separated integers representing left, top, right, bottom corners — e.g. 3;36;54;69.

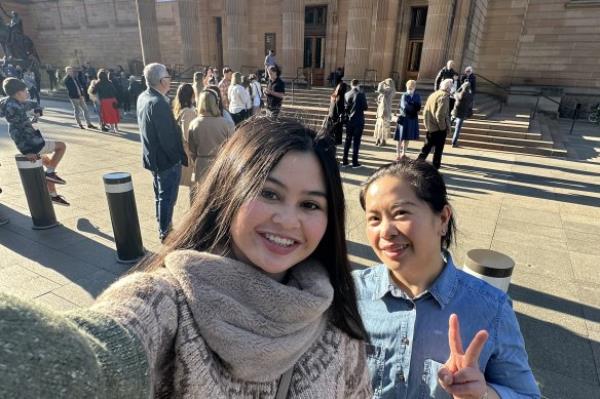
0;251;371;399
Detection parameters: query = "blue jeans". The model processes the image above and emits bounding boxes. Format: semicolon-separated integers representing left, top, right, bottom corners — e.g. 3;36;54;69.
452;118;464;145
152;162;182;240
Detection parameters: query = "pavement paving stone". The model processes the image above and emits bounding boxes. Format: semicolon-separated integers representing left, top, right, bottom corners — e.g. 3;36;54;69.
34;292;79;312
491;240;575;282
1;99;599;396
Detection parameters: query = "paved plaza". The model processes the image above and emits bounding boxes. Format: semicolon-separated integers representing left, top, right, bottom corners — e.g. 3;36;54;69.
0;99;599;398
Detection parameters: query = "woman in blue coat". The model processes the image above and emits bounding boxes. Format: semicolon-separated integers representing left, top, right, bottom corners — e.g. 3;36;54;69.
394;79;421;159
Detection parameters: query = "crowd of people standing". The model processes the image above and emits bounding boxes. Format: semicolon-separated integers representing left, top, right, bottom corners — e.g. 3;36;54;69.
326;59;476;170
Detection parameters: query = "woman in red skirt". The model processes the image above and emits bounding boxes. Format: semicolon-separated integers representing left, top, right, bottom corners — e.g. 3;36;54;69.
91;69;120;133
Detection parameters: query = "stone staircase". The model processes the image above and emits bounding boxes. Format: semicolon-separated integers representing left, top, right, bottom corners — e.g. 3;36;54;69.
280;86;566;157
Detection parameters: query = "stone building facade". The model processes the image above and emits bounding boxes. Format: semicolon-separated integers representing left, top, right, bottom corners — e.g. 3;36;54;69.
8;0;600;96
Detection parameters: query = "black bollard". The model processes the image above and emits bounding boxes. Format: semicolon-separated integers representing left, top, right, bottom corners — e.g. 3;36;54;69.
15;154;58;230
103;172;145;264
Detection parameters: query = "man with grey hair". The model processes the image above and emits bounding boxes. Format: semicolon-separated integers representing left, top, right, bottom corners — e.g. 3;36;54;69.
460;66;476;95
137;62;188;242
63;66;96;130
417;78;452;169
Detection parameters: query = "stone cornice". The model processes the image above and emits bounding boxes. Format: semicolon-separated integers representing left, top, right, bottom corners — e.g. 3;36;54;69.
565;0;600;8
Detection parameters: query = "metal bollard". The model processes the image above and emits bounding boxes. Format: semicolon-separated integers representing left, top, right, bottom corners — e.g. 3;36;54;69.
15;154;58;230
103;172;145;264
463;249;515;293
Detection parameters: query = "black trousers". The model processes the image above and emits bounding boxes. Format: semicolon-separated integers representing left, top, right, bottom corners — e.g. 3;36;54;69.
343;121;364;165
417;129;448;169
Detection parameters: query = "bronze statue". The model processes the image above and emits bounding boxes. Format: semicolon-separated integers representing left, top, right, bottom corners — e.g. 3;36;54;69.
0;5;41;91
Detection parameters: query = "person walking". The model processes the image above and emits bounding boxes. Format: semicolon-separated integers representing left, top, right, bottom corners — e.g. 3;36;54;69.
23;70;40;105
188;88;234;187
461;66;476;95
172;84;197;204
118;72;131;115
434;60;457;91
342;79;368;168
451;81;474;147
264;65;285;118
192;71;203;106
91;70;120;133
63;66;96;130
228;72;252;125
373;78;395;147
137;63;188;242
417;78;452;169
325;81;348;145
45;64;57;91
248;74;263;115
264;49;276;78
218;67;233;110
394;79;421;159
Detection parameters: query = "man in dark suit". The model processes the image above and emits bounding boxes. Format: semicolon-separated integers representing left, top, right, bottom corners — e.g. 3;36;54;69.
137;63;188;242
343;79;368;168
63;66;96;129
460;66;476;95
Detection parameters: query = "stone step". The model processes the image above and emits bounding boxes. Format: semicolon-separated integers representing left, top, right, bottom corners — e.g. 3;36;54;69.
280;105;528;132
285;114;550;148
282;112;534;137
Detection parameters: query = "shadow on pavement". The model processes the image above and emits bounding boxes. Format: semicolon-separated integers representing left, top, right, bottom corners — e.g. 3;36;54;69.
0;204;132;299
516;311;600;398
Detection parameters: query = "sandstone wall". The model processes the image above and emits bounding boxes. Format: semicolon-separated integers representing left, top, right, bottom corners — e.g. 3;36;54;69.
21;0;180;71
477;0;600;90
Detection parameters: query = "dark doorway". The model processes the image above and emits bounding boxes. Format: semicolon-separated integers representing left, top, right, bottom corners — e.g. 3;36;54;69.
215;17;223;70
404;6;427;82
304;5;327;86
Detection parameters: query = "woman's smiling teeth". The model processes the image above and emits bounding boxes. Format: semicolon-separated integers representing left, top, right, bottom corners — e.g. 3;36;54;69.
263;233;296;247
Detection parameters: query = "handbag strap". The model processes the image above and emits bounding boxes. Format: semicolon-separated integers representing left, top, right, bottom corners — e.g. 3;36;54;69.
275;367;294;399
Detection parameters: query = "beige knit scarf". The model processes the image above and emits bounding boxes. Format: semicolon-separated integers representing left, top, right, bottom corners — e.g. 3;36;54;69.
164;250;334;382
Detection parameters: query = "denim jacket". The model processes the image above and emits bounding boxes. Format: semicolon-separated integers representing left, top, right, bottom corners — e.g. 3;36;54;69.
352;254;540;399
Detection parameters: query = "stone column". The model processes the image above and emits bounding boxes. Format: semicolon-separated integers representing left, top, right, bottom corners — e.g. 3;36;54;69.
135;0;162;64
369;0;401;81
281;0;305;78
344;0;373;81
225;0;247;71
178;0;203;69
418;0;455;79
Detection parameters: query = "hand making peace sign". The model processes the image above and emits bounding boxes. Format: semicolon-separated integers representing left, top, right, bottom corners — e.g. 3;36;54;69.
438;314;499;399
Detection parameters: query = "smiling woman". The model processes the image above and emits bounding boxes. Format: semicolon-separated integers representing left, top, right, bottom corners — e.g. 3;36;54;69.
0;117;371;399
353;159;540;399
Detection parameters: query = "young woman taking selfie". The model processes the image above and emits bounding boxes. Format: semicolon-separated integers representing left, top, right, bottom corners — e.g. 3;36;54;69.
0;118;371;398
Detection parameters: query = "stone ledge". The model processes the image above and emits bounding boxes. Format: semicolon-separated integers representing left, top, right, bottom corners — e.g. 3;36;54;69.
565;0;600;8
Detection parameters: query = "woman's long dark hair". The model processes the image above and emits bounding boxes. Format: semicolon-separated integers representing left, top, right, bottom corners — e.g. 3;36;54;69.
138;117;367;340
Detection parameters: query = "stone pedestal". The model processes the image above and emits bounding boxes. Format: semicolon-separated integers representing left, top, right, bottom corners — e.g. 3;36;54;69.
344;0;373;81
135;0;162;64
418;0;455;80
178;0;203;69
225;0;247;71
281;0;304;78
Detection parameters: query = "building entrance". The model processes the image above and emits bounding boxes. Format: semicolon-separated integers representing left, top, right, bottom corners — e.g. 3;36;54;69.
303;5;327;86
404;6;427;83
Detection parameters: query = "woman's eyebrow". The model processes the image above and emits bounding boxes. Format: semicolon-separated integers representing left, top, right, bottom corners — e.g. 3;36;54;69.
391;200;417;207
266;176;326;198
